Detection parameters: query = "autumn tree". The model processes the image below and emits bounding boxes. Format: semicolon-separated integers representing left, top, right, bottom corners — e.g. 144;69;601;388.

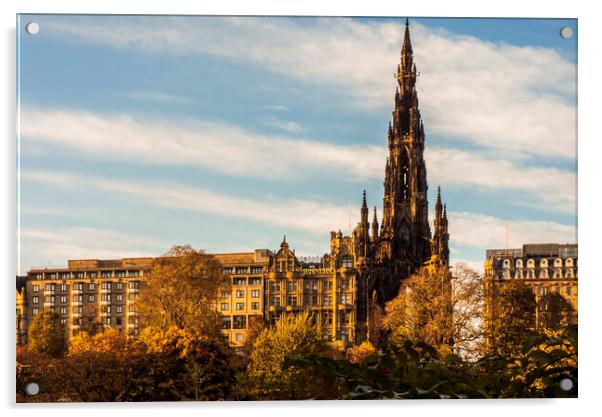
247;312;327;400
136;326;237;401
486;279;537;356
27;310;67;357
383;265;454;355
137;245;226;338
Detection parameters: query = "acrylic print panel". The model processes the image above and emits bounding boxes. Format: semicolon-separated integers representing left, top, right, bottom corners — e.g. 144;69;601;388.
16;15;577;401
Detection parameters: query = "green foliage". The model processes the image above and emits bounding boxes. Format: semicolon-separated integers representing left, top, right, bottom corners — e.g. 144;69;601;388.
247;312;327;400
27;310;67;357
285;325;577;399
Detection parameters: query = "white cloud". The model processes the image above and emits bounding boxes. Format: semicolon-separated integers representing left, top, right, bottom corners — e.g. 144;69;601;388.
19;227;166;274
20;107;382;181
20;107;575;214
21;170;355;235
448;211;576;250
426;147;576;214
113;90;193;105
41;16;577;159
261;115;303;133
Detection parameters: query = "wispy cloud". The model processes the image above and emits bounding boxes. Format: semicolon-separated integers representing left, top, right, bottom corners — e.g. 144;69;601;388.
19;227;166;274
113;90;193;105
448;211;576;250
20;107;575;214
21;170;355;235
261;115;303;133
41;16;576;159
20;107;382;181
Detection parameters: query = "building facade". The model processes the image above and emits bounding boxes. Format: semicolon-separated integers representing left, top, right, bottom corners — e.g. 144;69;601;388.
17;20;448;348
483;243;578;336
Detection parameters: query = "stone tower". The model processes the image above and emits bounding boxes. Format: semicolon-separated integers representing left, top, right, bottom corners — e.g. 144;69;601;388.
353;19;450;342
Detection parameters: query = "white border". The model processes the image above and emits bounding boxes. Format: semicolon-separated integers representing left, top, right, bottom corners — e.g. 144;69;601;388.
2;1;600;416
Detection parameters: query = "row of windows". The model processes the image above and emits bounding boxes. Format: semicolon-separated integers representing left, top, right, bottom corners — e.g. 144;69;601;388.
222;267;264;275
32;293;138;304
220;302;260;311
221;315;249;329
221;289;260;298
501;268;576;279
535;286;575;296
31;270;143;280
232;277;262;285
502;258;576;269
32;281;139;292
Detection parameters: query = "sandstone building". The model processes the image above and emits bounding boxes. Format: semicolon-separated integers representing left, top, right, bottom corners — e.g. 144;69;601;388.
483;243;578;337
17;20;449;347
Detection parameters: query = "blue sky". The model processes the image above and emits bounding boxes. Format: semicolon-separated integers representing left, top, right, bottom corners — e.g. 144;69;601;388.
17;15;577;274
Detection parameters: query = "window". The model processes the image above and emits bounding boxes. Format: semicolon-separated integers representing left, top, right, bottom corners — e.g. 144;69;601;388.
222;267;233;275
235;267;248;274
129;305;137;312
101;271;112;278
116;305;123;313
32;285;39;292
236;302;245;310
88;295;95;302
88;283;95;291
129;293;138;301
338;278;349;290
115;282;123;290
269;296;280;307
250;267;263;274
235;333;244;342
516;259;523;268
249;277;261;285
129;281;140;289
251;302;259;310
89;272;97;279
233;278;246;286
339;293;351;304
342;257;353;268
251;290;260;298
129;316;139;325
73;283;83;291
60;296;67;304
287;295;297;306
60;284;67;292
269;282;279;292
60;306;67;315
60;318;67;326
44;295;53;304
323;295;332;306
32;273;41;280
220;303;229;311
116;294;123;302
323;280;333;290
286;282;296;292
101;294;112;302
117;271;126;278
220;290;230;298
222;317;232;329
32;296;39;304
236;290;245;298
105;317;111;325
75;272;84;279
101;305;112;314
60;272;70;279
73;294;83;303
566;287;572;295
101;282;112;290
323;311;332;325
32;307;39;316
116;317;123;326
233;315;246;329
72;306;82;314
45;283;55;291
127;270;139;277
